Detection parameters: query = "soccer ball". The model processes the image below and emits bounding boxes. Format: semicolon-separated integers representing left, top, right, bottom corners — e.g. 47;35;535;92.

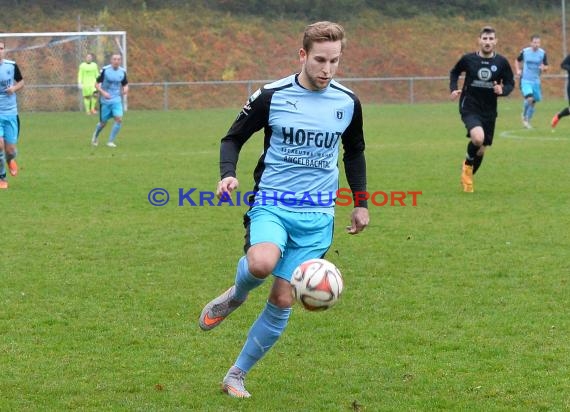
290;258;344;311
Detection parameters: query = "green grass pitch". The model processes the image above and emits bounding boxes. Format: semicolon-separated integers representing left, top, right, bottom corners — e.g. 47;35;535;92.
1;99;569;411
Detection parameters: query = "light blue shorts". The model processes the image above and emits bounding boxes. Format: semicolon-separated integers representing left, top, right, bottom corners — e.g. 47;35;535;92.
244;205;334;281
0;115;19;144
520;80;542;102
100;101;124;122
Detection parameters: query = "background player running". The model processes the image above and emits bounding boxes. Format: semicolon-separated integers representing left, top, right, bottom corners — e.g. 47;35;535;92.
90;53;128;148
450;26;515;193
550;53;570;129
0;40;24;190
515;34;548;129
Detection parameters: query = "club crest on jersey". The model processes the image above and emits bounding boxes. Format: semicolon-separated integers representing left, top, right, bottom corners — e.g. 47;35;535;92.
477;68;492;81
335;109;344;120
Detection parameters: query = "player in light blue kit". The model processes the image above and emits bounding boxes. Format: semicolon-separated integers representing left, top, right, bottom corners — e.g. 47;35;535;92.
0;40;24;190
198;21;369;398
515;34;548;129
91;53;128;148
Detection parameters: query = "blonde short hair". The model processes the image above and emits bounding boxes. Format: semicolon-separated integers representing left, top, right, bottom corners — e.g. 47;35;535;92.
302;21;346;53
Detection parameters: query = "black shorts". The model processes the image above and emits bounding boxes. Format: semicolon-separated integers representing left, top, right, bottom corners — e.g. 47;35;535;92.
461;113;496;146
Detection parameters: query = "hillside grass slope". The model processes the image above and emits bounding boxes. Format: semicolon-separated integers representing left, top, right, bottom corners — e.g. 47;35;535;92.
2;6;567;84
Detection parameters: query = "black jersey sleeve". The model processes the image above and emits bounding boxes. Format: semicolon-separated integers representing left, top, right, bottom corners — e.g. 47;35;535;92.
341;97;367;208
449;55;465;92
96;68;105;83
13;64;23;82
562;55;570;72
498;55;515;97
219;88;272;179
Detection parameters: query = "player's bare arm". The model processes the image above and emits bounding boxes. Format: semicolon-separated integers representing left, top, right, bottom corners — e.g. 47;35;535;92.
96;83;111;99
514;59;521;76
6;80;24;95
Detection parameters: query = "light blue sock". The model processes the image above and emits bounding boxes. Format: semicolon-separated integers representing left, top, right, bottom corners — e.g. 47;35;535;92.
527;105;535;121
94;123;104;138
522;100;529;118
0;150;6;179
109;122;122;142
234;301;292;372
234;256;265;301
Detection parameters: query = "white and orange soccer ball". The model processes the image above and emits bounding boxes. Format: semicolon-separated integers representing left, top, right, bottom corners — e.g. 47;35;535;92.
290;258;344;311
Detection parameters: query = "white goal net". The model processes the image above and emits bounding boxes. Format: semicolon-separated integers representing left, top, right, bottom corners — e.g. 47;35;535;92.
2;31;127;112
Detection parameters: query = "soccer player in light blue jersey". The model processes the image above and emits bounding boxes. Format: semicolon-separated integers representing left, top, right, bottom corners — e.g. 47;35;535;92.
0;40;24;190
91;53;128;148
199;21;369;398
515;34;548;129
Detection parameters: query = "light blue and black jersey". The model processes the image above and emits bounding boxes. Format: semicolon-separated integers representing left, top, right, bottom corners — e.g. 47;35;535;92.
0;59;23;115
517;47;548;83
220;74;367;214
97;65;128;103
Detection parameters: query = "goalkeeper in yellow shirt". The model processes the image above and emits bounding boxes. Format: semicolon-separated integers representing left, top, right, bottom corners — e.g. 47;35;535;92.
77;53;99;114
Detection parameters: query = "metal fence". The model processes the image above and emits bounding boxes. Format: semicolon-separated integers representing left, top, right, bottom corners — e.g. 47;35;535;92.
19;75;569;112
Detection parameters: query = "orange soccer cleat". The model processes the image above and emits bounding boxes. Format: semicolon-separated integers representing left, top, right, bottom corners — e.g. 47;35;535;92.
8;159;18;176
461;161;474;193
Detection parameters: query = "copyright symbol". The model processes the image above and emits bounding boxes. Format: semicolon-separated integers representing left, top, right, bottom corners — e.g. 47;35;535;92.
148;188;169;206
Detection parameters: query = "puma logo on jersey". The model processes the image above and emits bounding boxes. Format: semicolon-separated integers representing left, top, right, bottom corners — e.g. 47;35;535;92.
286;100;298;110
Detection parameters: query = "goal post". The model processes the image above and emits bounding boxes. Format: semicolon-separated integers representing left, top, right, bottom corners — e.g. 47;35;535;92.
1;31;127;112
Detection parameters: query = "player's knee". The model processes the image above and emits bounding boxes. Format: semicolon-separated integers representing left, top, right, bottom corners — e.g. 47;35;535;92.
247;243;281;277
470;133;484;146
248;260;274;278
247;253;276;278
